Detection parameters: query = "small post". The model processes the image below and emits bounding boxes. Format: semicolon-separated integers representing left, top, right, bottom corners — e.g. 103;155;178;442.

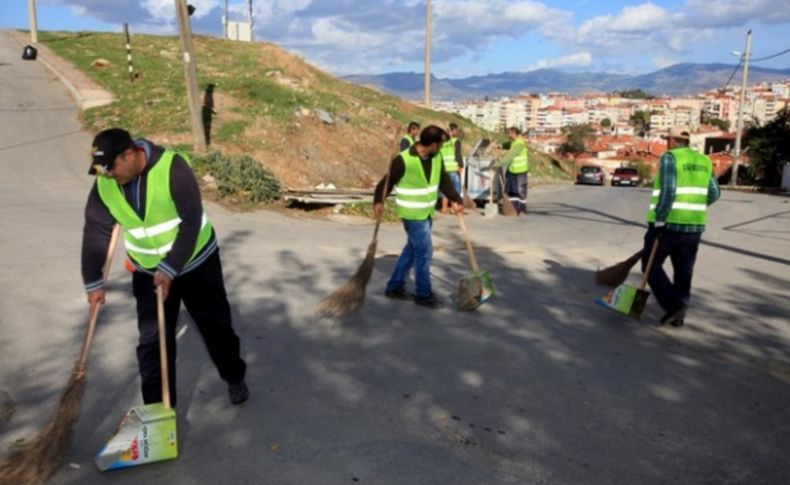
124;23;135;82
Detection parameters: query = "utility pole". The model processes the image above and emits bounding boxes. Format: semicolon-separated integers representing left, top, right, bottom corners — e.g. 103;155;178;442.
224;0;229;39
28;0;38;43
730;29;752;187
175;0;207;152
424;0;432;108
248;0;254;42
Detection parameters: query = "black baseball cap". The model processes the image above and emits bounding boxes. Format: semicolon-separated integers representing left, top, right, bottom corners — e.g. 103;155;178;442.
89;128;134;175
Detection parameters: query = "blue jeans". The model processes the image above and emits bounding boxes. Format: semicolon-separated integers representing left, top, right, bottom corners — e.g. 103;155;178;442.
641;228;701;315
386;218;433;298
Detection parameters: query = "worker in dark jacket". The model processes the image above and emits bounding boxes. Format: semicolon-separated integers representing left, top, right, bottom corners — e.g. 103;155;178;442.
374;125;464;309
82;128;248;407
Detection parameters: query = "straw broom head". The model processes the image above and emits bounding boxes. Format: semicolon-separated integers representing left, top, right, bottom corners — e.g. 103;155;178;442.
0;370;86;485
316;239;378;319
595;249;644;287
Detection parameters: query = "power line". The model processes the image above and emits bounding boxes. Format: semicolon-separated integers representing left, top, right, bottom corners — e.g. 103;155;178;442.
718;60;742;92
750;46;790;63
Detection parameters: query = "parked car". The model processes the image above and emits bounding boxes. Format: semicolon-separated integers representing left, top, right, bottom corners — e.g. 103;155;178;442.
611;167;640;187
576;165;604;185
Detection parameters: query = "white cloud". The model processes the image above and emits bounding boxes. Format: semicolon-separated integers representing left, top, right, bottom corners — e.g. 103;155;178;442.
684;0;790;28
525;52;593;71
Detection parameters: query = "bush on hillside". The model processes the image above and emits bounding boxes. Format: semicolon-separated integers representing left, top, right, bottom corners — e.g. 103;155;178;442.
193;151;281;203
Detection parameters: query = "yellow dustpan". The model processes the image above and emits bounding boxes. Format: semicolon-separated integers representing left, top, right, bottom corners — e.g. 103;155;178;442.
96;286;177;470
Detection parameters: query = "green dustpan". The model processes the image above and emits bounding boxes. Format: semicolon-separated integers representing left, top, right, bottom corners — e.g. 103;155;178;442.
96;286;178;471
457;215;494;311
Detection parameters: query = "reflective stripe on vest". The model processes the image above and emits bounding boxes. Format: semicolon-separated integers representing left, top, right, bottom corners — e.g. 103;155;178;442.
395;149;441;220
96;150;214;270
440;137;459;172
646;147;712;226
509;138;529;174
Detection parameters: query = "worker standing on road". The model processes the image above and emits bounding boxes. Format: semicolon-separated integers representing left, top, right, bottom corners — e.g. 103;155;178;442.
81;128;249;407
643;125;720;327
374;125;464;309
440;122;465;215
400;121;421;151
495;127;529;214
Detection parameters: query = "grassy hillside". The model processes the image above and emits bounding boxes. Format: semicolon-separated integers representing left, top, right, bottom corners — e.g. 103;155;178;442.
39;31;568;190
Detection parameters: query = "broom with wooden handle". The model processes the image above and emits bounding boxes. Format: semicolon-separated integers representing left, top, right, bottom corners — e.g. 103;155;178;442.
498;171;517;217
0;224;120;485
316;173;390;318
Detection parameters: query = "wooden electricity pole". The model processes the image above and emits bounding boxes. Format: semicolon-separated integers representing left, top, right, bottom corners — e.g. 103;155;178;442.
28;0;39;43
730;29;752;187
175;0;207;152
424;0;432;108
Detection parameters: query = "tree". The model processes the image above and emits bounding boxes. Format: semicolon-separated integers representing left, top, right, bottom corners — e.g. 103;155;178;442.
744;107;790;187
629;110;651;137
600;118;612;129
614;89;653;99
701;113;730;131
559;124;596;159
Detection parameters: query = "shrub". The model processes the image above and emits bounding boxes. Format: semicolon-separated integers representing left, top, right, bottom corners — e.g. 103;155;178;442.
193;151;281;204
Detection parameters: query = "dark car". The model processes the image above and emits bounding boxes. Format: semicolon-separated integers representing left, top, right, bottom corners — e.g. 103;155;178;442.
612;167;640;187
576;165;604;185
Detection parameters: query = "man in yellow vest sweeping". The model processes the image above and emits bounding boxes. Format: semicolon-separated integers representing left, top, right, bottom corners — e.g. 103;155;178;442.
81;128;248;407
374;126;464;309
644;125;720;327
439;123;464;215
495;127;529;214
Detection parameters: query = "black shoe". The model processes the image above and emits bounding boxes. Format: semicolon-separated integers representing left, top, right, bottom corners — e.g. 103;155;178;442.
228;380;249;405
659;304;687;327
385;288;412;300
414;293;444;309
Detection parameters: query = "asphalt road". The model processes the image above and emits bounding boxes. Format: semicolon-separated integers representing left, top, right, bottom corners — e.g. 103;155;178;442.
1;31;789;484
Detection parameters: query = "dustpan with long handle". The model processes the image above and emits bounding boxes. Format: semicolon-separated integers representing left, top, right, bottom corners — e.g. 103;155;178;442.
596;235;660;319
95;285;178;471
456;214;494;311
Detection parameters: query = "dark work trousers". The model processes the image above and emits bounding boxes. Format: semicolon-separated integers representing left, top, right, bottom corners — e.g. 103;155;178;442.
132;250;246;407
505;171;528;214
641;228;702;315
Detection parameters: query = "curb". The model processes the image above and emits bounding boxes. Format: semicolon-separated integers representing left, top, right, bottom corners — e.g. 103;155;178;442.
5;30;114;111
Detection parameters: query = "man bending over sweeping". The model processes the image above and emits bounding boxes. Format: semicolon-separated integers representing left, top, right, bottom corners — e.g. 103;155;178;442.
374;125;464;309
81;128;249;407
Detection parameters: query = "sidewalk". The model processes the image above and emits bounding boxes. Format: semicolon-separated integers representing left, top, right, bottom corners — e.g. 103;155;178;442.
5;29;114;110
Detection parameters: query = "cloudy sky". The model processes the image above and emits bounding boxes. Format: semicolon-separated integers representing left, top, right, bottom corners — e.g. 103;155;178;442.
2;1;789;77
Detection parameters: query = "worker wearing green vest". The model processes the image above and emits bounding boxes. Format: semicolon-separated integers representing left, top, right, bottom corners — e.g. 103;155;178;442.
374;126;464;309
643;125;720;327
440;123;464;215
496;127;529;214
400;121;421;151
82;128;248;407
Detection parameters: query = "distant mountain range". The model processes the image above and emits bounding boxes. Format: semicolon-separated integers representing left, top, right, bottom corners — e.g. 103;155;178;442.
344;63;790;100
